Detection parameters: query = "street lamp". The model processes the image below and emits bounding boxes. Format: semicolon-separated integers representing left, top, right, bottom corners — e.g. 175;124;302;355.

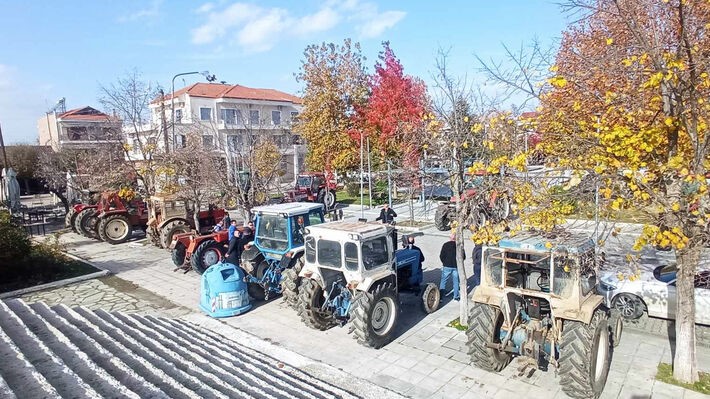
171;70;215;149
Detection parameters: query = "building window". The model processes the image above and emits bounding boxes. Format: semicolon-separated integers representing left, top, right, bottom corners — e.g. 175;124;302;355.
203;135;214;148
178;134;186;148
175;109;182;123
200;108;212;121
249;110;260;125
271;110;281;125
290;111;299;122
221;109;242;125
227;134;244;151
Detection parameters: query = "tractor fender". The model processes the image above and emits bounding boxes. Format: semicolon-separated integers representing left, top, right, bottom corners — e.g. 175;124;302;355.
157;216;189;230
557;296;605;325
280;250;304;269
298;263;324;286
169;231;195;250
98;209;125;219
357;274;397;294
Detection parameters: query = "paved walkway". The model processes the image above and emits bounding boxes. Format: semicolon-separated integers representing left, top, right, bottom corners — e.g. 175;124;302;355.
41;228;710;399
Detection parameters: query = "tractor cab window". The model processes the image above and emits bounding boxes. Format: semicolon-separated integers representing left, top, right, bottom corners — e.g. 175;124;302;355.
297;176;312;188
318;239;342;268
344;242;359;271
484;248;503;286
362;236;389;270
552;255;577;298
307;209;324;226
305;236;316;263
502;251;551;293
313;176;324;190
256;214;288;252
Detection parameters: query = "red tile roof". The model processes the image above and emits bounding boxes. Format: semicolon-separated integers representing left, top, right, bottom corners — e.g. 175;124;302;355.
59;106;115;122
164;83;302;104
519;111;539;120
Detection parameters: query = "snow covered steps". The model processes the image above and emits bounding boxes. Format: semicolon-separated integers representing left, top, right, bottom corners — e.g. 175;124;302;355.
0;299;359;399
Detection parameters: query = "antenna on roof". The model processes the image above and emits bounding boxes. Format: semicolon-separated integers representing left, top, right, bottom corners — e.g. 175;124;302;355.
47;97;66;114
220;81;227;84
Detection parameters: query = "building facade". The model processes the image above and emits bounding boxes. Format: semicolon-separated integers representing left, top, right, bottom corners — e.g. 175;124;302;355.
38;106;122;151
149;82;306;182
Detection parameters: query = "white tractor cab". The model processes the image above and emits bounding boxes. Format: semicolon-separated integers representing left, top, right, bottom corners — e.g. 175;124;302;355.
467;232;622;399
297;220;440;349
239;202;325;303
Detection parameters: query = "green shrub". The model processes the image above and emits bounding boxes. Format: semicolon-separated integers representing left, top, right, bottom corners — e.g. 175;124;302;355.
346;182;360;197
0;211;31;268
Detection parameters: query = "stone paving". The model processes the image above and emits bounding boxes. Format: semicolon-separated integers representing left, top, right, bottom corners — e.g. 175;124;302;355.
46;225;710;399
20;276;192;318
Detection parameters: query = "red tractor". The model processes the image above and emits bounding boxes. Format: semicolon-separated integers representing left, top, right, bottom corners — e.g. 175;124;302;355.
145;196;227;249
73;191;150;244
285;172;337;209
434;171;511;231
66;203;97;234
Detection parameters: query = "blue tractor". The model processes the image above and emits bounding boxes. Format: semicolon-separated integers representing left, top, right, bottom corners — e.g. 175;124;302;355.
239;202;326;303
296;221;440;349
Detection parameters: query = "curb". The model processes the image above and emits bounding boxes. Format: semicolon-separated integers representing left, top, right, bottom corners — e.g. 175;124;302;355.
0;252;112;299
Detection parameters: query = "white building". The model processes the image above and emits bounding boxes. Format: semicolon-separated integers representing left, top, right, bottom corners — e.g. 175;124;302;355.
147;82;306;182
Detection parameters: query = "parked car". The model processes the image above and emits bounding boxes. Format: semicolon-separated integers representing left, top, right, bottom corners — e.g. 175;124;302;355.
598;264;710;325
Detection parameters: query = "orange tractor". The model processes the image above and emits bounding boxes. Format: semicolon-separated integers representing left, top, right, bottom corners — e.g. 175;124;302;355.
145;196;226;249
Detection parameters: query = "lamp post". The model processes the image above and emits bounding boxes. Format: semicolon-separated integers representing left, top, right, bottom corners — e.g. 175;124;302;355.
170;71;213;149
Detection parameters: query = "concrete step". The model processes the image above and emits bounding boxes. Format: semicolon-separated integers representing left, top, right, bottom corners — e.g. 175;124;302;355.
0;299;359;398
0;300;99;398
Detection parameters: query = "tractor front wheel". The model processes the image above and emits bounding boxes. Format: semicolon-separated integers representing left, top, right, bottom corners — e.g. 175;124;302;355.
297;278;336;331
351;282;399;349
190;239;225;274
65;207;77;231
171;242;187;267
559;309;611;399
434;205;451;231
466;302;512;372
160;220;190;249
420;283;440;314
98;215;132;245
281;257;304;308
246;260;269;301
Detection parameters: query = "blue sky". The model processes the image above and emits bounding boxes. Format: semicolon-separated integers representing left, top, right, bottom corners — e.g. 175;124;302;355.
0;0;572;144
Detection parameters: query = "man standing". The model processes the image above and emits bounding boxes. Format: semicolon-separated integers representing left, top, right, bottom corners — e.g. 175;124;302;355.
225;227;243;265
376;203;397;224
472;243;483;289
228;220;238;241
439;234;464;301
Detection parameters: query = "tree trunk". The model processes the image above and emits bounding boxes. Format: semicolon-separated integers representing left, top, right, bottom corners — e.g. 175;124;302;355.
193;201;201;233
673;244;699;383
49;188;69;212
456;221;468;324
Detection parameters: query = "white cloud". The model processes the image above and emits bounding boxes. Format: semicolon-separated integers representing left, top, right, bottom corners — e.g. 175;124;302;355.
190;1;404;53
356;10;406;39
118;0;163;23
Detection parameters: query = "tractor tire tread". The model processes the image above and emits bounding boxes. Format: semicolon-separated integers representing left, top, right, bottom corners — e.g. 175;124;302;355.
297;278;336;331
351;282;398;349
558;310;609;399
466;303;512;372
434;205;451;231
160;220;190;249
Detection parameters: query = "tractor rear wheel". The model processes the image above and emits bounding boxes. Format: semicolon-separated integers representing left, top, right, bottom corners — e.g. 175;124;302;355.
65;207;77;231
75;208;98;238
98;215;132;245
559;309;611;399
297;278;336;331
190;239;225;275
466;302;512;372
420;283;440;314
160;220;190;249
171;242;186;267
434;205;451;231
351;282;399;349
281;257;304;308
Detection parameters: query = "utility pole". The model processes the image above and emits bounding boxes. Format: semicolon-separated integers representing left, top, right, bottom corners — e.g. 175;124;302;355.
0;123;7;169
360;132;364;218
387;160;392;208
367;137;373;209
159;89;169;153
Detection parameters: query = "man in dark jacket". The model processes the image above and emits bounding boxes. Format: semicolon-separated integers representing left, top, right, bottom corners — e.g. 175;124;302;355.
376;204;397;224
225;227;243;265
472;243;483;289
439;234;465;300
